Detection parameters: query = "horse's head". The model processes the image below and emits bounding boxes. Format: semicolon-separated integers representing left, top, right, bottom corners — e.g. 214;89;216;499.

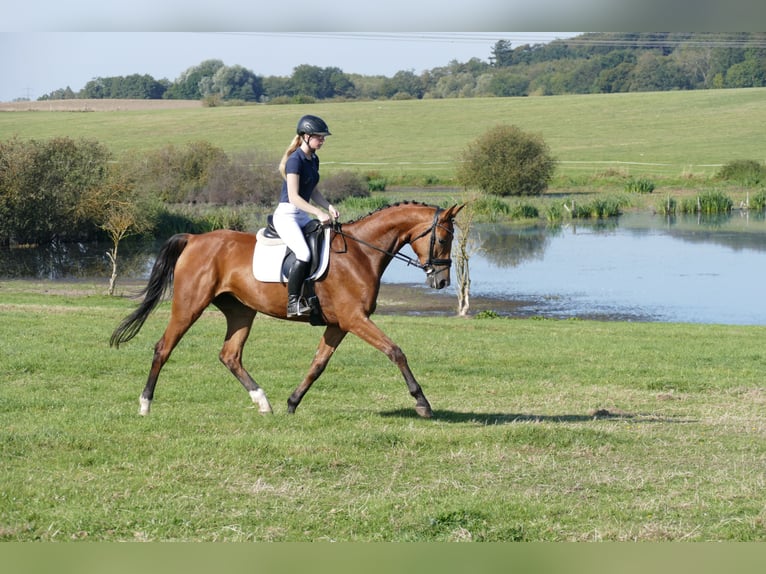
410;204;465;289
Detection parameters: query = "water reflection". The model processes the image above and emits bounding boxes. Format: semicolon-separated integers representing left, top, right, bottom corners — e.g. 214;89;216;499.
0;239;158;280
383;211;766;326
3;212;766;325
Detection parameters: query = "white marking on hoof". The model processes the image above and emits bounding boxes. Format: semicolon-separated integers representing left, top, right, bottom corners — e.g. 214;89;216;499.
249;389;273;413
139;396;151;416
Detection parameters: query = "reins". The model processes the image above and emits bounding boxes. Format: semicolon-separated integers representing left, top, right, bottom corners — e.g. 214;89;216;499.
330;206;453;275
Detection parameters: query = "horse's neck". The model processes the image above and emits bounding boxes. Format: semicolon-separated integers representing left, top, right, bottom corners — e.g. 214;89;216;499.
349;205;429;253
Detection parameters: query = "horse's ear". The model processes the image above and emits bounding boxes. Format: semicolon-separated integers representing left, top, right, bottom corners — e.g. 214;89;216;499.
446;204;466;219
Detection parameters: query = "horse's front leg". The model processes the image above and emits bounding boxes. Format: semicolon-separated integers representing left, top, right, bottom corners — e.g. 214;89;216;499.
348;317;433;418
287;325;347;414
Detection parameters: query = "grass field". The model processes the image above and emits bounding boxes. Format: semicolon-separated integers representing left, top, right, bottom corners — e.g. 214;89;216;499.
1;89;765;184
1;281;764;542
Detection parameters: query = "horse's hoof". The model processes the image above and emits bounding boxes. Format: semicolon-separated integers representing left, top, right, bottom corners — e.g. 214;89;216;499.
415;405;433;418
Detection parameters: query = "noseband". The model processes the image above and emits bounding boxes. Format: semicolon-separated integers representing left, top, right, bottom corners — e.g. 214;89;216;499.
333;207;453;276
408;207;453;275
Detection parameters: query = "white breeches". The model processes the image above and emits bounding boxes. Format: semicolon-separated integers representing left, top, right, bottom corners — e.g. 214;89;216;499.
272;202;312;262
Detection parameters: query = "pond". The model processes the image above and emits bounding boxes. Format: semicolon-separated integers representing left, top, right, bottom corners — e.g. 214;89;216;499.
2;211;765;326
381;211;766;326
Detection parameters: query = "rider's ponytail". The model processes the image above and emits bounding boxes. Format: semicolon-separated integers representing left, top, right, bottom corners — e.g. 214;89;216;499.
279;135;303;179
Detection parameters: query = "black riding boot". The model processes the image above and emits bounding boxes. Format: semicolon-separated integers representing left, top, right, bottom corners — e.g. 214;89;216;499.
286;259;312;317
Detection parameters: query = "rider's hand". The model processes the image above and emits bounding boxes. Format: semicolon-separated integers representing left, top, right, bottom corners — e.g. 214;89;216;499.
328;204;340;221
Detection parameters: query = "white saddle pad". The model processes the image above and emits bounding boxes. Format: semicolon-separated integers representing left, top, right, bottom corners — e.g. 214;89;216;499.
252;227;331;283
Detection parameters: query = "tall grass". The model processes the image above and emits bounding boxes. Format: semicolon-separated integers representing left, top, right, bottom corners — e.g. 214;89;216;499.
655;190;735;216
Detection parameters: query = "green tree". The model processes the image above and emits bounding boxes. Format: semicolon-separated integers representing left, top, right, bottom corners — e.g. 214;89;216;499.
490;40;513;67
212;65;264;101
456;125;556;197
383;70;424;99
166;59;225;100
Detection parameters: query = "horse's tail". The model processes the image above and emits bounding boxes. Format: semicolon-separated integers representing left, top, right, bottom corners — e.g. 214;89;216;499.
110;234;190;348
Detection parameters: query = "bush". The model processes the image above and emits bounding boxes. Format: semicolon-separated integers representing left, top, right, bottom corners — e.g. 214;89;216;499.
201;150;281;206
134;141;228;203
456;124;556;196
0;136;113;246
716;159;765;186
320;171;370;204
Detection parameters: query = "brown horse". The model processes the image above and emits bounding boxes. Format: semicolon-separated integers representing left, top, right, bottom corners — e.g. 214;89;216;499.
110;201;464;418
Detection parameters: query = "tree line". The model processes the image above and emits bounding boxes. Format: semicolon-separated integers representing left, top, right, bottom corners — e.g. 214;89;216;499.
36;33;766;103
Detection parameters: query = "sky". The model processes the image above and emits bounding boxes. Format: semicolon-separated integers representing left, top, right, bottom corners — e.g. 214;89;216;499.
2;1;763;102
0;32;580;102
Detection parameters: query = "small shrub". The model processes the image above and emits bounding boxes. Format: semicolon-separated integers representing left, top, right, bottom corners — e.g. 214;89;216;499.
456;124;556;197
716;159;765;186
475;310;500;319
625;177;655;194
320;171;370;204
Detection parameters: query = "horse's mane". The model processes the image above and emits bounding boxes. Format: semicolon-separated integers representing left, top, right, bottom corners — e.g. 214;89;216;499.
344;200;436;225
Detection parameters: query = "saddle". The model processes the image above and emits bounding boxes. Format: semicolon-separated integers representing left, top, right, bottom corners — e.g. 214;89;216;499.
261;216;327;278
252;217;332;326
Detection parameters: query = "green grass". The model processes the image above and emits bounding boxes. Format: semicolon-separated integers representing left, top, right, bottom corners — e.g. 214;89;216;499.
1;281;765;541
2;88;765;184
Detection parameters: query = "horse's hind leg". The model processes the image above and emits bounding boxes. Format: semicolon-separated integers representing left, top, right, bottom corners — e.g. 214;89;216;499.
287;325;347;414
140;308;203;415
214;294;272;413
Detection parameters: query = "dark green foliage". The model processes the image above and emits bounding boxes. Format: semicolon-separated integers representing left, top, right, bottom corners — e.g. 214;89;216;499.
0;137;113;245
716;159;765;186
38;34;766;103
456;125;556;197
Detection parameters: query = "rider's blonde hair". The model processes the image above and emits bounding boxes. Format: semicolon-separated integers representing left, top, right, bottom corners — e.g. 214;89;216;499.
279;135;303;180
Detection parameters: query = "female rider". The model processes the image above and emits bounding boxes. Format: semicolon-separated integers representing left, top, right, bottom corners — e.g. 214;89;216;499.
273;114;340;317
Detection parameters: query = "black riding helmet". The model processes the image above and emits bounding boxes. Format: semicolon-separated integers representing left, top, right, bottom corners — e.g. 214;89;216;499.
297;114;331;137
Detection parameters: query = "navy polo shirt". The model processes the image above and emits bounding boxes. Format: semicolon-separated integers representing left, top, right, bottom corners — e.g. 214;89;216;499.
279;148;320;203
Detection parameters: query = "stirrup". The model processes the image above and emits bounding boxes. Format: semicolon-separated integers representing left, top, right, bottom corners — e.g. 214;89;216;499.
287;298;312;317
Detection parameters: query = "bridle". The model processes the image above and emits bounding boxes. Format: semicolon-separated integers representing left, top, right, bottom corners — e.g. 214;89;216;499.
332;207;454;276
